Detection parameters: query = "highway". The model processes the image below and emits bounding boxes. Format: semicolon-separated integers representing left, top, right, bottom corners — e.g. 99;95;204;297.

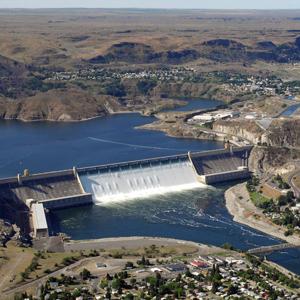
288;169;300;199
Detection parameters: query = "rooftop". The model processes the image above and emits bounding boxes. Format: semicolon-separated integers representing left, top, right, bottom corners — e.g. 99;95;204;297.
32;203;48;230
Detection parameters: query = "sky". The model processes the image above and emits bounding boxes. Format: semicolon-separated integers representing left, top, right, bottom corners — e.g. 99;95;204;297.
0;0;299;9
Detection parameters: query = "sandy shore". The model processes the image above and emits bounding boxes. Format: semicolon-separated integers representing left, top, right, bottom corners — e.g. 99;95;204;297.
225;183;300;245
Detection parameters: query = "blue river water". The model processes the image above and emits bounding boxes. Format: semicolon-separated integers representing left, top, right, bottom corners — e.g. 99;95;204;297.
0;98;299;275
280;103;300;117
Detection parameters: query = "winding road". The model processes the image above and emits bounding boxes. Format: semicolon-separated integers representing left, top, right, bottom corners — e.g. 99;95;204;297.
288;169;300;199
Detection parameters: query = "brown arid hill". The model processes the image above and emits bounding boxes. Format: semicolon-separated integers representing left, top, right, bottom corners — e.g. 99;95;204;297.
0;89;120;121
196;37;300;63
0;54;30;98
0;54;27;77
87;36;300;65
2;9;300;68
88;42;199;65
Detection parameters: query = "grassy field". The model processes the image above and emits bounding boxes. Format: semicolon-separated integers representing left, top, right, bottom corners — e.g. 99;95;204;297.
250;191;271;208
106;244;198;259
0;241;84;294
0;239;200;298
0;242;35;293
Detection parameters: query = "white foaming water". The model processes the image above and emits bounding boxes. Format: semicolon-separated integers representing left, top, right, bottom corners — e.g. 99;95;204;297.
80;160;206;204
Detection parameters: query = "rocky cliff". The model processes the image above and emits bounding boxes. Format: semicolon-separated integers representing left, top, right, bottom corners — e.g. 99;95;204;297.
249;146;300;175
209;118;300;174
213;120;264;144
0;88;120;121
266;119;300;148
213;118;300;149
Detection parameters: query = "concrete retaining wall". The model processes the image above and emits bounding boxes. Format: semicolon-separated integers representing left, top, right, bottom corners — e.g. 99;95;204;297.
40;193;93;209
190;146;253;159
200;170;251;185
0;169;74;186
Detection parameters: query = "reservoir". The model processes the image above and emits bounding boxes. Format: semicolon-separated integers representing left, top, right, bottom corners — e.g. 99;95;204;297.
0;100;223;178
0;98;299;275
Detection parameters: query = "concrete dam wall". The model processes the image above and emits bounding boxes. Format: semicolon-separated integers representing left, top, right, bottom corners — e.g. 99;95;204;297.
79;156;202;204
0;147;253;207
0;146;252;217
0;147;253;238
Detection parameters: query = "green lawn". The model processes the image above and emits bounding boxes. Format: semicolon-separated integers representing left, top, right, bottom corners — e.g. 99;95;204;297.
250;192;271;208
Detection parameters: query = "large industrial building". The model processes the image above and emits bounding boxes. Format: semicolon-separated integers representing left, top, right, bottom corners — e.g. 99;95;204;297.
31;203;48;238
189;146;251;184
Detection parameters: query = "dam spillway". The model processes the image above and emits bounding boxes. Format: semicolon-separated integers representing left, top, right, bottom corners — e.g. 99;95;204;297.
0;146;253;207
79;156;201;203
0;146;252;237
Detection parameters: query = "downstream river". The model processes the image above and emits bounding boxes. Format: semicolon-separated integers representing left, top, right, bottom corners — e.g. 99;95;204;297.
0;98;299;274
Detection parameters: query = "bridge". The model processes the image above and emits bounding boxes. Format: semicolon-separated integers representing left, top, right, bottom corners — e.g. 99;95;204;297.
247;243;300;255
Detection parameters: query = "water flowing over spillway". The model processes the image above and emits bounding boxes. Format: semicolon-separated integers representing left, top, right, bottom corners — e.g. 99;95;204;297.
79;159;205;204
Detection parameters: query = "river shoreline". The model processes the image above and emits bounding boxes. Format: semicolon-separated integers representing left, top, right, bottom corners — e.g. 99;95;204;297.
224;182;300;245
64;236;300;277
0;110;139;123
64;236;221;253
137;120;227;143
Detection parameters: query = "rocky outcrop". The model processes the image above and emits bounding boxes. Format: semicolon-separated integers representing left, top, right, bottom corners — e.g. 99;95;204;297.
0;88;121;121
213;120;264;144
250;146;300;175
266;119;300;148
212;118;300;149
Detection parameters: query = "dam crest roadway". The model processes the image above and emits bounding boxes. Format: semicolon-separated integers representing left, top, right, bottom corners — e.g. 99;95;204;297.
0;146;252;238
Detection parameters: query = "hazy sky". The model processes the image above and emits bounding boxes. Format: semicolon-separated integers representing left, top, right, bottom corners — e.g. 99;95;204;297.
0;0;299;9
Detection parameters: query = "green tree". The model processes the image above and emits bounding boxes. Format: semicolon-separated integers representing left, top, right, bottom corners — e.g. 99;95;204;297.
80;268;91;280
112;278;122;290
124;293;134;300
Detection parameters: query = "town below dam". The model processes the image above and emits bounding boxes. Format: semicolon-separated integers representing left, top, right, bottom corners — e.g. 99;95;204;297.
0;99;300;275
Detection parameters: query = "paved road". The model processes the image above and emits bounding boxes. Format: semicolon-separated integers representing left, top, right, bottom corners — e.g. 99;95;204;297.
288;169;300;199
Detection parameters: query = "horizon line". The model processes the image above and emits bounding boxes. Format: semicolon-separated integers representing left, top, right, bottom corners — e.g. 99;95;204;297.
0;7;300;11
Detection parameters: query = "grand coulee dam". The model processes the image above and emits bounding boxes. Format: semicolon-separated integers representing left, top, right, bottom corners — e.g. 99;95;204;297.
0;145;252;239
